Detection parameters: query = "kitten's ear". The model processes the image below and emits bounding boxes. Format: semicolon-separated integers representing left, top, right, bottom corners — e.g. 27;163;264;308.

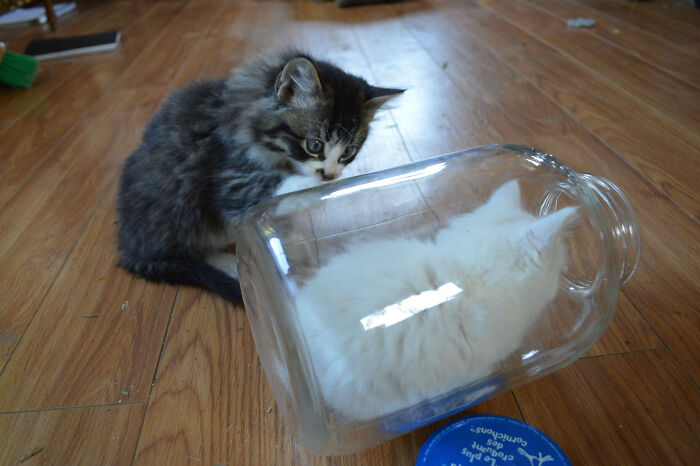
275;57;323;107
517;206;579;259
364;86;404;113
481;180;522;213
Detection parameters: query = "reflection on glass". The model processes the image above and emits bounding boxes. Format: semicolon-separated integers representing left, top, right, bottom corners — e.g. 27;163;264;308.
360;282;463;331
521;350;538;360
268;237;290;274
524;151;545;167
322;163;447;200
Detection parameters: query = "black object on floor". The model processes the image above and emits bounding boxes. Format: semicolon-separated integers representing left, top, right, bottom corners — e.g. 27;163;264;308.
24;30;120;61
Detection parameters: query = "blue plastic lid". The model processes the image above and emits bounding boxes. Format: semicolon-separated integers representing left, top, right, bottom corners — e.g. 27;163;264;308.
416;415;571;466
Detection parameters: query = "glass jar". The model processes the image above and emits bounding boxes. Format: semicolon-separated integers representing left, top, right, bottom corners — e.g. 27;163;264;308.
236;144;640;455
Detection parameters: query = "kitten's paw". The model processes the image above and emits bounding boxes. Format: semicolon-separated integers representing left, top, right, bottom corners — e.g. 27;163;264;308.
206;252;239;279
273;175;322;217
274;175;322;196
274;194;315;217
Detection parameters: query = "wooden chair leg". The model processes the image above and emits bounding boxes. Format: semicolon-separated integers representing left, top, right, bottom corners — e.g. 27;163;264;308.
42;0;58;31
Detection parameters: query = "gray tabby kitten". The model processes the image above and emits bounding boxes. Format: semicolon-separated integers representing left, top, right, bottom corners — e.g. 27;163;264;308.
117;51;401;302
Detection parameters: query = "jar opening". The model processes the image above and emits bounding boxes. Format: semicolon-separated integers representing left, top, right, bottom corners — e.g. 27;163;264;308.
537;173;640;294
578;174;641;285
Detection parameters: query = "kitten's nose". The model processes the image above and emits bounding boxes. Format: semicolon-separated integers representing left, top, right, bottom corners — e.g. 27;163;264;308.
316;169;336;181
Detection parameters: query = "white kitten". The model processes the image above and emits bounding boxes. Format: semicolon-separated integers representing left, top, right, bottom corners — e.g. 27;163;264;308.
295;180;578;422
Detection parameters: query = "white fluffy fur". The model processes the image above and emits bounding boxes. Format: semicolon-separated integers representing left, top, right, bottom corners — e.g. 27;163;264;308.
295;180;578;422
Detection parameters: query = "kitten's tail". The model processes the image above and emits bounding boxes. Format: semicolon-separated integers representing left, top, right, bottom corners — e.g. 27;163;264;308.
121;259;243;303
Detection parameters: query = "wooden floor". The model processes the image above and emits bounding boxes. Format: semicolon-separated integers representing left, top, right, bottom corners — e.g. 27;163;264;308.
1;0;698;464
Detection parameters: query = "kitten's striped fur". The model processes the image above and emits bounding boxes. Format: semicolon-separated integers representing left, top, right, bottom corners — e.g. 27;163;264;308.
117;51;402;302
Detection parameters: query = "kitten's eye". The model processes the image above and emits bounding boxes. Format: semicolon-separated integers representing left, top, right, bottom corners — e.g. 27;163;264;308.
341;146;357;162
306;138;324;154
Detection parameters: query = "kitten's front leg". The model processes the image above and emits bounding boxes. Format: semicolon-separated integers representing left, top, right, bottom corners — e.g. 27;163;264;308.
273;175;323;216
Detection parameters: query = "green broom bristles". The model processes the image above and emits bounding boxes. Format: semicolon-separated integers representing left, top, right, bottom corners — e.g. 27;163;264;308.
0;43;39;89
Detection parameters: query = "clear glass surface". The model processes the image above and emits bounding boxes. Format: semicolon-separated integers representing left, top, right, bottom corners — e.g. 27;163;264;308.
236;144;640;455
